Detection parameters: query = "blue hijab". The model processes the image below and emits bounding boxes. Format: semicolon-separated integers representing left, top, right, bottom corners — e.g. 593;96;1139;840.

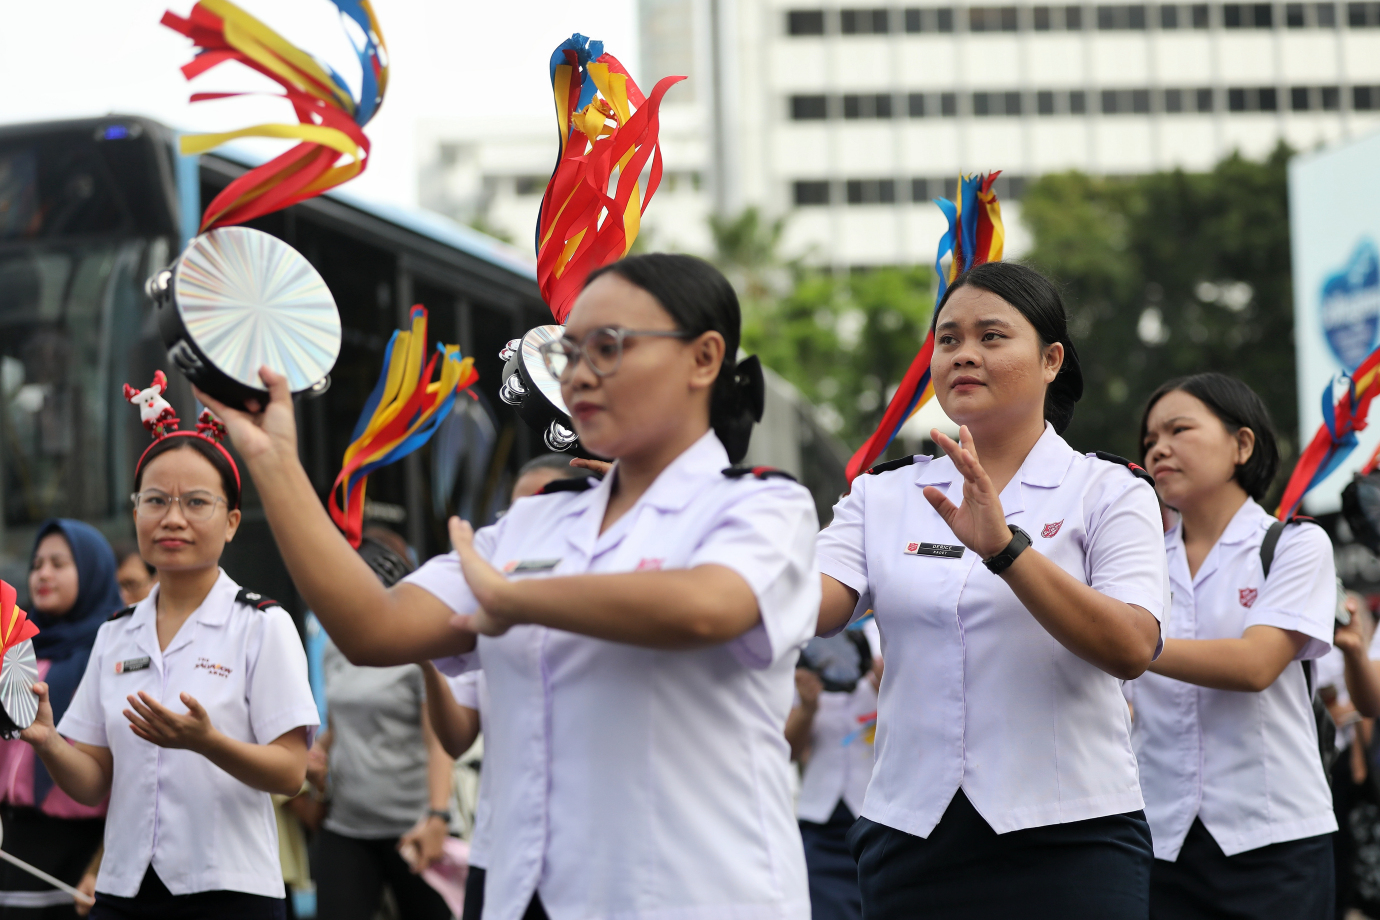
28;519;121;804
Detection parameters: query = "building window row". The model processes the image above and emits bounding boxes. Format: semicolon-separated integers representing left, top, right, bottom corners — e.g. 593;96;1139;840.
789;85;1379;118
792;174;1029;206
786;2;1372;33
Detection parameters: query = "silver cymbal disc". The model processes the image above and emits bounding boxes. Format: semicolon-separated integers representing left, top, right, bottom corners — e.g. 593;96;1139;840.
0;639;38;733
519;324;570;416
171;227;341;394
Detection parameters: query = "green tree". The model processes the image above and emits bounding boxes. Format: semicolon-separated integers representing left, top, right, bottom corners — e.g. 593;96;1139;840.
1021;145;1297;479
743;266;935;446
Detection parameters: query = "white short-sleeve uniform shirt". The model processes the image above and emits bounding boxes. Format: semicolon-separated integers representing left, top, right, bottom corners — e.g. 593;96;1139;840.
816;424;1168;840
58;570;319;898
445;670;491;868
795;675;879;824
407;431;820;920
1126;502;1338;860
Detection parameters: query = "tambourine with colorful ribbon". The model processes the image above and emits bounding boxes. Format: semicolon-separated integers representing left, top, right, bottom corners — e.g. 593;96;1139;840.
844;173;1006;483
498;34;683;453
148;0;388;408
0;581;40;739
329;306;478;548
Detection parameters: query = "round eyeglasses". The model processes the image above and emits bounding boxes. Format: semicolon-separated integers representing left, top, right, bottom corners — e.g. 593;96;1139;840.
538;327;694;381
130;490;227;522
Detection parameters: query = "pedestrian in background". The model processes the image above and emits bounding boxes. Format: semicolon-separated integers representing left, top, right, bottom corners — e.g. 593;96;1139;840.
786;622;880;920
422;454;595;920
312;527;454;920
111;545;156;609
816;261;1166;920
0;520;120;919
1133;373;1337;920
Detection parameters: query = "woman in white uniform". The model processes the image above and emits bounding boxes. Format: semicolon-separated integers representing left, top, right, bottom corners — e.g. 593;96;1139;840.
816;261;1167;919
785;623;880;920
19;408;319;920
1133;373;1337;919
199;253;821;920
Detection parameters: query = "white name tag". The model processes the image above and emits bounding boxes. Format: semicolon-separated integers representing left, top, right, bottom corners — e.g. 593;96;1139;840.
503;558;561;574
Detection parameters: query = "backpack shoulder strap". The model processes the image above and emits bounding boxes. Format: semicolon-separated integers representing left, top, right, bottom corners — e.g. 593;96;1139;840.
1259;520;1287;580
1259;516;1318;579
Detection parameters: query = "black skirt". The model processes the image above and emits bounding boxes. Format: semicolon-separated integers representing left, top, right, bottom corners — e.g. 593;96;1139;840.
799;800;862;920
1148;817;1333;920
848;789;1153;920
89;868;285;920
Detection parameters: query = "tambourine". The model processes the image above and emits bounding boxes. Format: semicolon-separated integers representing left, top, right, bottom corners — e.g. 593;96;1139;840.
498;324;579;452
798;630;873;694
0;639;38;739
145;227;342;410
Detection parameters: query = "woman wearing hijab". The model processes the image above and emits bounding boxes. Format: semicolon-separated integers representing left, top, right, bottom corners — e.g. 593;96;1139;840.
0;520;121;918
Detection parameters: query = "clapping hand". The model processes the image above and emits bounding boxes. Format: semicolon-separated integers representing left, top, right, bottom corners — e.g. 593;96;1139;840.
123;691;216;752
447;517;516;637
922;426;1013;560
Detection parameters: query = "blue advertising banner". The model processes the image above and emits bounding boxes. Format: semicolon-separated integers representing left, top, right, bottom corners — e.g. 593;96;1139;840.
1289;130;1380;513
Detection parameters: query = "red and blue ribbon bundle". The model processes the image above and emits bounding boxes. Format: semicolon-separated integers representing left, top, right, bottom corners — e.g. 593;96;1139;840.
536;34;685;322
328;306;478;548
843;173;1006;483
1276;347;1380;520
161;0;388;231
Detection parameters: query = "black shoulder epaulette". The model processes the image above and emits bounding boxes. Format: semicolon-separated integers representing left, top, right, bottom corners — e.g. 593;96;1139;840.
865;456;916;476
537;476;595;495
1093;451;1156;487
109;605;136;621
235;588;280;612
722;466;799;482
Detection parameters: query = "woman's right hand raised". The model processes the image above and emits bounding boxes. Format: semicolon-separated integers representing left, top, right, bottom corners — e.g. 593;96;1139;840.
19;682;58;750
193;366;298;465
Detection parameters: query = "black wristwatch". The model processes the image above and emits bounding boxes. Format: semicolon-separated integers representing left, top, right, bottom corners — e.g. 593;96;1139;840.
983;525;1032;575
427;809;452;824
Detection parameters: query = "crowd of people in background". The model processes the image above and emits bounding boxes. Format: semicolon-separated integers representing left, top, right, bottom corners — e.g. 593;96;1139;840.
0;254;1374;919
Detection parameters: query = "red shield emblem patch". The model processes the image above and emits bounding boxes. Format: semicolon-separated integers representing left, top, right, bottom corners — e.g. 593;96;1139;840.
906;542;919;553
1239;588;1258;608
1041;520;1063;539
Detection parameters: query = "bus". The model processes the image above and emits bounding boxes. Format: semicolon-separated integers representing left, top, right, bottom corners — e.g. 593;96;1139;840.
0;115;847;613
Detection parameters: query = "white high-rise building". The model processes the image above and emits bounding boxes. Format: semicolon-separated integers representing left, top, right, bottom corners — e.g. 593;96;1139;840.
419;0;1380;267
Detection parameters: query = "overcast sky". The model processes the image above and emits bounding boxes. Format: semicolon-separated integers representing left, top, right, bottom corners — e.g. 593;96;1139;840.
0;0;640;208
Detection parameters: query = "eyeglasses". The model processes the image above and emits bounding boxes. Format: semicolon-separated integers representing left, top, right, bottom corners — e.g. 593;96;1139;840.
130;490;227;522
538;326;694;381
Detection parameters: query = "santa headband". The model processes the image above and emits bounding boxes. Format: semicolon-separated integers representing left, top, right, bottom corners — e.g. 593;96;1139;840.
125;371;241;508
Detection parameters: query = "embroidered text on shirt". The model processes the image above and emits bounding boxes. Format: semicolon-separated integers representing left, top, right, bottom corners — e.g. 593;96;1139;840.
635;558;663;571
904;542;965;559
195;657;233;678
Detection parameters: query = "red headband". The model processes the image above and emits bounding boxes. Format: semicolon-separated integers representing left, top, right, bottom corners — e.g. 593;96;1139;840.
126;372;241;508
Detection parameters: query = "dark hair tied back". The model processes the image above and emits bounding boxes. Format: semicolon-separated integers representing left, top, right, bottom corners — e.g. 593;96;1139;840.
585;253;765;462
932;261;1084;434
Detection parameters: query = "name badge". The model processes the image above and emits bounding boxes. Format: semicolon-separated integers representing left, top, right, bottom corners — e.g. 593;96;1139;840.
115;657;151;675
903;542;965;559
503;558;561;574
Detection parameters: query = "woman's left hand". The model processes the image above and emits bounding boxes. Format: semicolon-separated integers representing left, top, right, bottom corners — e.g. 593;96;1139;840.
922;426;1014;560
447;517;516;637
123;691;215;752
